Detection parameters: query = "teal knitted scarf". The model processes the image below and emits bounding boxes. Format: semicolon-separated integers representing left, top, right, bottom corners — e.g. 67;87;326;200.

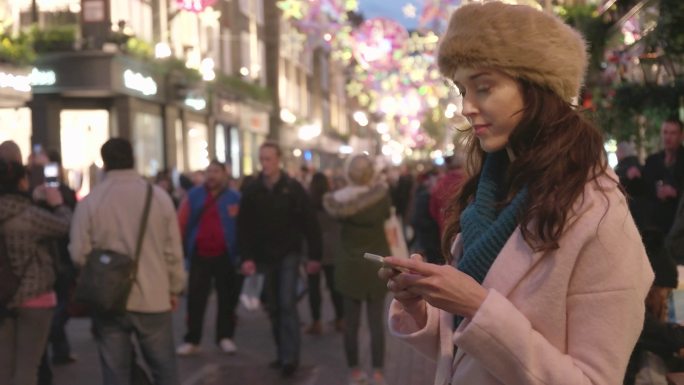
454;150;528;326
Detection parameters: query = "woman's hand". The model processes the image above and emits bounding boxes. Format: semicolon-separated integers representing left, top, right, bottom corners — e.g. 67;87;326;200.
384;255;488;320
379;254;428;328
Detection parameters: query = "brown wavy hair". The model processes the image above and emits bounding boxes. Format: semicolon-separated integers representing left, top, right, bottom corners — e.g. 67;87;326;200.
441;80;608;260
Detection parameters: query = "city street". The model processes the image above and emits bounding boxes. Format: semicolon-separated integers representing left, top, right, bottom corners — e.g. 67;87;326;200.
51;288;435;385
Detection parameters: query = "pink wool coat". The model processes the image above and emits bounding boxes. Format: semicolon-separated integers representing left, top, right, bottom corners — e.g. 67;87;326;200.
389;171;654;385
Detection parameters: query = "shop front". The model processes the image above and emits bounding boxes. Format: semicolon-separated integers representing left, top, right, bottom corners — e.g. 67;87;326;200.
239;103;269;177
213;95;241;178
29;52;166;197
0;64;33;161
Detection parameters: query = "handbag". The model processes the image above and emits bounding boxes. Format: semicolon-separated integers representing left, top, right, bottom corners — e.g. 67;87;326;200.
385;206;410;259
74;183;153;315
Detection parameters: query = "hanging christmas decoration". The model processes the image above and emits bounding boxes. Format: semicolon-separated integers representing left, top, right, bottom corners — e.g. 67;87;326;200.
352;18;409;71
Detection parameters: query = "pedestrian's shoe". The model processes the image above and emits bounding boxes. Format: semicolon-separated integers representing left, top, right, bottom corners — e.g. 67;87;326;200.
334;319;346;333
305;320;322;335
176;343;200;356
371;370;386;385
281;362;298;377
349;368;368;385
268;359;282;369
52;354;77;365
219;338;237;354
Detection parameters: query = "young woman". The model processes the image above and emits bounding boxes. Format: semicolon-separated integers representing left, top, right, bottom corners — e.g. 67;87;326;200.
379;2;654;385
324;154;391;385
0;159;72;385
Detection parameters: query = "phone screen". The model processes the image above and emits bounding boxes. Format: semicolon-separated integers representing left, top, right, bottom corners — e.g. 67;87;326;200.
44;162;60;187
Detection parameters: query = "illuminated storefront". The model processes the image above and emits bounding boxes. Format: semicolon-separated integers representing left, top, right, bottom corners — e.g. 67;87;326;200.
0;65;33;161
28;52;167;197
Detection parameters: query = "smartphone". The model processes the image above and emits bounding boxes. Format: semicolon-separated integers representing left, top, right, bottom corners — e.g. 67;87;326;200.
44;162;60;187
363;253;408;273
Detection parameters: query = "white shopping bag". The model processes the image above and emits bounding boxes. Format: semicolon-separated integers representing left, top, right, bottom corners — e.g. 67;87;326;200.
385;207;410;259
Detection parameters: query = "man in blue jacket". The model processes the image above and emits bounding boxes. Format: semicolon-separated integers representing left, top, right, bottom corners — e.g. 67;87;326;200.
176;160;242;356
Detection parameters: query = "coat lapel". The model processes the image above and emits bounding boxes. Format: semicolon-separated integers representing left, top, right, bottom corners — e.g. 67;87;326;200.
480;227;545;297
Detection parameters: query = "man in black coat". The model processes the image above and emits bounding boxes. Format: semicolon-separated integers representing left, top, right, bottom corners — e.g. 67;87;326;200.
642;118;684;236
237;141;322;377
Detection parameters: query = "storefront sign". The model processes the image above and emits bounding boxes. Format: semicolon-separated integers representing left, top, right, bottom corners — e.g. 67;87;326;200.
123;69;157;96
185;96;207;111
83;0;106;22
30;68;57;87
176;0;216;13
240;106;269;135
0;72;30;92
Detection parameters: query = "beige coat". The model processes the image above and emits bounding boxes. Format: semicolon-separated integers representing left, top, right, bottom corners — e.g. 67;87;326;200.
69;170;186;313
389;171;654;385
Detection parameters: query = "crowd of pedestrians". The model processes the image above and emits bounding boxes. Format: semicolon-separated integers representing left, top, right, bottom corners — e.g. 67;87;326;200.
2;113;684;385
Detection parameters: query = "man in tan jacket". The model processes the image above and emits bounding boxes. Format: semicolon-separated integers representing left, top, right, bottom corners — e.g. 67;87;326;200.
69;138;186;385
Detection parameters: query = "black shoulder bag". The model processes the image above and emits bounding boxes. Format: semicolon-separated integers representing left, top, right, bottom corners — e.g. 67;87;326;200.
75;183;153;315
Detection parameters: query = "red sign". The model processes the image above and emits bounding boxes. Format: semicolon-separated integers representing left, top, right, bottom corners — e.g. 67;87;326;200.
176;0;217;13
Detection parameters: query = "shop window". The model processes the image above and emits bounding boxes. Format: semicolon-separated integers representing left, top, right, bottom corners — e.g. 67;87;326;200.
230;127;240;178
133;113;164;177
187;122;209;171
241;131;253;175
0;108;32;163
215;124;227;163
60;109;109;198
175;119;185;172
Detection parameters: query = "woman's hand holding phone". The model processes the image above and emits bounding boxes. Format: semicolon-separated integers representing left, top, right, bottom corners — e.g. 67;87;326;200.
378;253;489;324
377;253;428;328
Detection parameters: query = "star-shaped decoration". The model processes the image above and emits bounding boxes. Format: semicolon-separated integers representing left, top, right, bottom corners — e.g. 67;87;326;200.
277;0;305;20
402;3;417;18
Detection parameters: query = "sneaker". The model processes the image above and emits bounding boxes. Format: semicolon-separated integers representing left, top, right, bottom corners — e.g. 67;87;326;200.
176;343;200;356
349;368;368;385
219;338;237;354
371;370;386;385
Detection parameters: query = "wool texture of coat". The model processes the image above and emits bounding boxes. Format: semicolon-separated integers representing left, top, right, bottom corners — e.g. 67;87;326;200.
389;170;654;385
324;183;391;301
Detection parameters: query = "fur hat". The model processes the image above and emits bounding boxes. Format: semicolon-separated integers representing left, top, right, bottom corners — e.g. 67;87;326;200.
438;1;588;102
345;154;375;186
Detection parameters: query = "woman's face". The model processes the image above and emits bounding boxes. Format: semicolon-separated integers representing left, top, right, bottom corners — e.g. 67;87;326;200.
450;67;524;153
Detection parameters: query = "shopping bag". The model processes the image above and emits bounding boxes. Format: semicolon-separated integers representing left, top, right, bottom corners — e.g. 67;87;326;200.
385;207;410;259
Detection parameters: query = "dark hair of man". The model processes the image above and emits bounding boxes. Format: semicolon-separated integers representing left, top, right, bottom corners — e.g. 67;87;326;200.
208;159;227;171
664;117;683;132
441;80;608;258
259;141;282;157
0;159;27;194
101;138;134;171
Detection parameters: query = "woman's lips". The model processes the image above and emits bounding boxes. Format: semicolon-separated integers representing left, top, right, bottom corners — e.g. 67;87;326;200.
473;124;491;135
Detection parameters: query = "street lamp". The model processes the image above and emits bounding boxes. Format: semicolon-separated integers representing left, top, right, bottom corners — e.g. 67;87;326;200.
638;53;662;85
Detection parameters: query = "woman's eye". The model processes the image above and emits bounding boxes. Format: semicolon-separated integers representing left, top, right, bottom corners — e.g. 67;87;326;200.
476;85;491;93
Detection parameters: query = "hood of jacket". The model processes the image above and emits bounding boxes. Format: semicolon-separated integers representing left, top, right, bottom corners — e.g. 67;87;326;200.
324;183;389;218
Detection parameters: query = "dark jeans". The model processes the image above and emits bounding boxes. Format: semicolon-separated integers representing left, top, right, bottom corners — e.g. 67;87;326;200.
263;254;301;365
184;255;243;344
92;311;178;385
344;297;385;369
307;265;344;321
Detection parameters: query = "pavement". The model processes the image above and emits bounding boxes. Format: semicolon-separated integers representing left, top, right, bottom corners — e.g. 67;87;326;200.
50;285;435;385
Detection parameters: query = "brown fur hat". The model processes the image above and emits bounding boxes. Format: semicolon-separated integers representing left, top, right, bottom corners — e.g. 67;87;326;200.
438;1;588;102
